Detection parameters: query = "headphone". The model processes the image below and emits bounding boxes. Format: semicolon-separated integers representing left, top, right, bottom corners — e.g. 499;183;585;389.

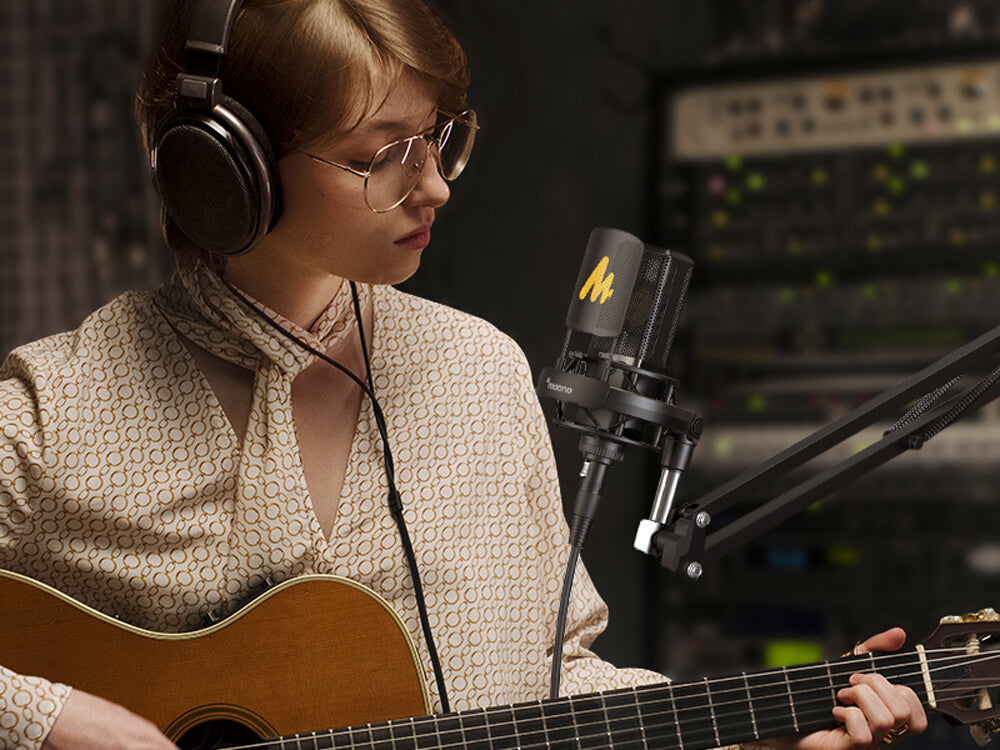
151;0;277;257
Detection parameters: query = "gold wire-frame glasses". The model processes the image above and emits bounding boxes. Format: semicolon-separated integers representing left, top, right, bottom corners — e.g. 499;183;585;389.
306;109;479;213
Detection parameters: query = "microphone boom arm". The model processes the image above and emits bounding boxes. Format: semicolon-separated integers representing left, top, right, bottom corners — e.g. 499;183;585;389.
650;321;1000;575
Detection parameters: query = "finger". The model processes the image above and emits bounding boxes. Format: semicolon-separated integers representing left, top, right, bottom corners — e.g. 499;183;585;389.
854;627;906;655
838;680;896;740
850;673;929;736
831;705;874;747
849;673;912;726
898;681;930;734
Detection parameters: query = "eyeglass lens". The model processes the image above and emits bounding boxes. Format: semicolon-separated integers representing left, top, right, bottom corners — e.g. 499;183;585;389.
366;111;477;212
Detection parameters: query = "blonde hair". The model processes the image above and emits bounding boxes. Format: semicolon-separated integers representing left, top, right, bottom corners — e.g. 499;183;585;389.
135;0;469;263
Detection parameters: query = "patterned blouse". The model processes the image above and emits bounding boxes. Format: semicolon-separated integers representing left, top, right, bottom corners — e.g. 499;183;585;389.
0;264;670;749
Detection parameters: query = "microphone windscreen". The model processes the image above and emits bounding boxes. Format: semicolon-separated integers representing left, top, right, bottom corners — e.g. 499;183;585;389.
604;243;693;372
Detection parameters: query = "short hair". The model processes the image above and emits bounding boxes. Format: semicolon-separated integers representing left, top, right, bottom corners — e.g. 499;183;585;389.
135;0;470;262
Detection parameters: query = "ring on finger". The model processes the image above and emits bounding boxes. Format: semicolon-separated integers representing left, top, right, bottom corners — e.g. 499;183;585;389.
882;724;909;745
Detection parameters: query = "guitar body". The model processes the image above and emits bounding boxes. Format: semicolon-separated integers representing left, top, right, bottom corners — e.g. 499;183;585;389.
0;570;430;748
4;567;1000;750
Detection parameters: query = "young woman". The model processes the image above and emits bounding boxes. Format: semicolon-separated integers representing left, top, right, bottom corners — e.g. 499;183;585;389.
0;1;925;748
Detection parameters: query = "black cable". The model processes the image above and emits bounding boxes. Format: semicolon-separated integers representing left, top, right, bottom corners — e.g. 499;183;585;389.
549;532;584;700
549;455;608;699
221;278;452;713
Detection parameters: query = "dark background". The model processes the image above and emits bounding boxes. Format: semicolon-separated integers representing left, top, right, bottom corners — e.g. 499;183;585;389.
5;2;1000;747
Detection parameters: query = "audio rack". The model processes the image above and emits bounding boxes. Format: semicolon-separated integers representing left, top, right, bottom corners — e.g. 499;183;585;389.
650;56;1000;740
660;54;1000;441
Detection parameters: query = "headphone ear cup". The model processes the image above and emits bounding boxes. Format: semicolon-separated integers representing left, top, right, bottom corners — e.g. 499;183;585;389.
153;95;279;256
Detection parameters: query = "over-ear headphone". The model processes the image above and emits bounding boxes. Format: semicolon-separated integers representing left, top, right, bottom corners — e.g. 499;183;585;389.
151;0;278;257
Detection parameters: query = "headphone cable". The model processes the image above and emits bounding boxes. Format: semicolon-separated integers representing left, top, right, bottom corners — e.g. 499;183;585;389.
221;277;452;713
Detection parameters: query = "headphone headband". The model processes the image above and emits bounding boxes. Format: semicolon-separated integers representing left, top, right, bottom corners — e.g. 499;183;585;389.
187;0;243;58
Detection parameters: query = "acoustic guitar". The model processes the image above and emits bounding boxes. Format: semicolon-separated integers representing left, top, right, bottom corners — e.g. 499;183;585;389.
2;568;999;750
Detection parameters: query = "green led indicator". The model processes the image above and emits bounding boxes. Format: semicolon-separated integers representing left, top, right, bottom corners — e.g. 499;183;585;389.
815;269;834;288
725;154;743;172
946;279;963;295
726;187;743;205
764;640;825;669
713;437;733;457
910;160;930;179
779;287;796;303
887;142;905;159
826;546;860;567
985;261;1000;278
862;283;878;299
888;176;906;194
747;394;767;413
747;172;766;191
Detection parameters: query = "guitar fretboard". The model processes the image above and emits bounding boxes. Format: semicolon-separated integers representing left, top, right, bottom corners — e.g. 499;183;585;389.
253;651;930;750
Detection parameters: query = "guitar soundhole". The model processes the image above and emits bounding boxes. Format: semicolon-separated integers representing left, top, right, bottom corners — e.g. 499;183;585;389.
174;719;263;750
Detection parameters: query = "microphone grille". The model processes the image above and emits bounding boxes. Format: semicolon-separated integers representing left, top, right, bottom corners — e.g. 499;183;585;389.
589;244;693;371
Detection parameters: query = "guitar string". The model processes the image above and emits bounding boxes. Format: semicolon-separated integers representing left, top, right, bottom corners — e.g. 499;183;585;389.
218;648;999;750
221;677;993;750
219;650;997;750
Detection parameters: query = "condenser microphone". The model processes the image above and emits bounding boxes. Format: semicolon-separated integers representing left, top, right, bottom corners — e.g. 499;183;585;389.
540;228;703;700
535;227;703;550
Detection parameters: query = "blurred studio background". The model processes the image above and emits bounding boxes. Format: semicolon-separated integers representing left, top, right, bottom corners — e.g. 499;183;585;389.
4;1;1000;746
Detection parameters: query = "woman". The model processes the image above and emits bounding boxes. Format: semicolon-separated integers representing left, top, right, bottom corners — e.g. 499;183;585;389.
0;1;925;748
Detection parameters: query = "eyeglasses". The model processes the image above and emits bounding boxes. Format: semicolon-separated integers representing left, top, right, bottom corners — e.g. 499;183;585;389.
306;109;478;213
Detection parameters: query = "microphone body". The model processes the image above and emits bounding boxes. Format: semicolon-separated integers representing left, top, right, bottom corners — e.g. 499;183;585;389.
535;227;703;552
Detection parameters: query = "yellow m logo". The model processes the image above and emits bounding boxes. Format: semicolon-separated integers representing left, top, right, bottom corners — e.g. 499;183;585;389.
579;256;615;304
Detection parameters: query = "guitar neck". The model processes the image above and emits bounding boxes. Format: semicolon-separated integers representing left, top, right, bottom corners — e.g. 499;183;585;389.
259;651;930;750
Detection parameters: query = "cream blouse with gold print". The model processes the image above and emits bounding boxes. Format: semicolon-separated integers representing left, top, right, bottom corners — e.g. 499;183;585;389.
0;265;671;749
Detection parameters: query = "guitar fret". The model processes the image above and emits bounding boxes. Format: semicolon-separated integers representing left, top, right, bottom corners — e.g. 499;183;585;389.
351;723;373;750
436;713;464;750
568;692;609;750
628;688;650;750
487;706;520;750
371;721;393;750
782;667;799;733
666;683;685;750
742;672;760;741
482;708;495;749
389;717;417;750
602;687;646;750
330;727;351;750
710;675;755;746
461;708;491;750
671;679;719;749
626;683;682;750
540;697;578;750
703;678;720;748
825;661;837;704
565;696;581;750
746;669;798;739
792;662;846;734
457;712;468;750
308;729;333;750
